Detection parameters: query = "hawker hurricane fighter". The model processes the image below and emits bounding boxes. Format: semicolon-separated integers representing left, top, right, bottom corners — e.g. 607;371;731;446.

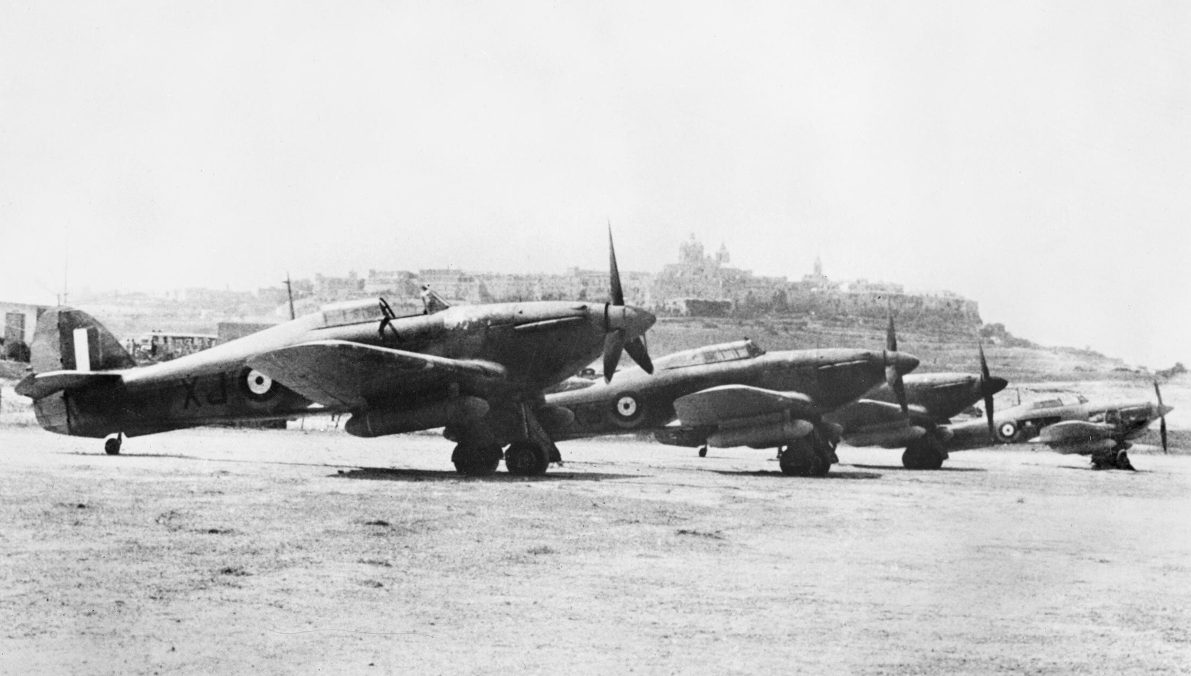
826;343;1008;469
545;333;920;476
16;234;654;476
946;383;1173;470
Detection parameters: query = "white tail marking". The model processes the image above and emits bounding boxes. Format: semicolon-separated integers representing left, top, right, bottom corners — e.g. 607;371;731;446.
73;327;91;372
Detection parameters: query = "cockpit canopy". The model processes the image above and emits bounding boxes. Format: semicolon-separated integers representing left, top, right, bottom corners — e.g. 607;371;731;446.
1027;393;1089;410
653;339;765;371
321;299;387;328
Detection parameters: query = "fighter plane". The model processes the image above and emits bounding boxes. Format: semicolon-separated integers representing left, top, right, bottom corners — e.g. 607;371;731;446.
826;342;1008;469
16;233;655;477
945;383;1173;469
544;331;920;476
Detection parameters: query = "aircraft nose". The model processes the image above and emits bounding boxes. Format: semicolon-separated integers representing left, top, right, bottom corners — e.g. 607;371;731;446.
893;352;919;375
1160;404;1174;416
984;375;1009;396
623;305;656;339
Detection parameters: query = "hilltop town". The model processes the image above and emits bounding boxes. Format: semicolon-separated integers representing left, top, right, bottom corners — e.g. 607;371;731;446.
56;235;980;332
2;236;1146;380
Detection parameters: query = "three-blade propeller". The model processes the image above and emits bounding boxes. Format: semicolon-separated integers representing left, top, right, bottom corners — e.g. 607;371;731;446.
1154;381;1169;454
603;227;654;382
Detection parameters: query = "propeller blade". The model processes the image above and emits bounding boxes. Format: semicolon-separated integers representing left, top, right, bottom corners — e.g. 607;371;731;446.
608;224;624;306
984;392;996;443
979;341;991;381
1155;381;1168;454
885;362;908;416
884;310;906;415
603;330;625;383
624;335;654;374
979;341;995;442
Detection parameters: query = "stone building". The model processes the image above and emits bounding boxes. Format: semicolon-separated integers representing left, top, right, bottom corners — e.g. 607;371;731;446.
1;301;48;360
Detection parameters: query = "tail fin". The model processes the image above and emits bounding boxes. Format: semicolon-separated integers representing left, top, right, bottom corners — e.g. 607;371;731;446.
30;307;136;374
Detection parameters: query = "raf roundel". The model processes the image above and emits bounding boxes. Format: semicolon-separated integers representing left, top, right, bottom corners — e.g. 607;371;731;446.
241;367;277;401
610;391;644;427
997;421;1018;442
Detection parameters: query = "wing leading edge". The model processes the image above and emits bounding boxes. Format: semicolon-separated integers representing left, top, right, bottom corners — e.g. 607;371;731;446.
247;340;507;409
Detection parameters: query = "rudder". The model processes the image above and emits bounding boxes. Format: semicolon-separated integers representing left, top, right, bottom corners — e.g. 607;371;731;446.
30;307;137;374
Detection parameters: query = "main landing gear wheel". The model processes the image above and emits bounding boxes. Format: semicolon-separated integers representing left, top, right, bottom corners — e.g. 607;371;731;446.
779;438;829;477
504;441;550;476
1116;450;1135;471
104;434;123;455
1091;448;1135;471
452;443;502;476
902;437;945;470
698;446;708;458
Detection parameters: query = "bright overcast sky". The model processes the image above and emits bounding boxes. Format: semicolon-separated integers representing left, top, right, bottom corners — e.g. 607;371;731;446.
1;2;1188;367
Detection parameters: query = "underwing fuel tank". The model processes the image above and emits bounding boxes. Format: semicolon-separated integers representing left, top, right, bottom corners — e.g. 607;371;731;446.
708;417;814;449
345;396;489;438
845;424;927;449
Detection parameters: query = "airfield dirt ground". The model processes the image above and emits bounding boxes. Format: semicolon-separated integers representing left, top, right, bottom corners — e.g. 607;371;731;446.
2;425;1190;674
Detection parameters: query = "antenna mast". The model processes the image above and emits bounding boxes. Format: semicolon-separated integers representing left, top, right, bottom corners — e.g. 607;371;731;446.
284;273;296;320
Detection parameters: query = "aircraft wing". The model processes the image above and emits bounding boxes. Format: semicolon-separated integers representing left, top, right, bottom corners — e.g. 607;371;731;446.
247;340;508;409
673;385;818;426
1034;420;1118;455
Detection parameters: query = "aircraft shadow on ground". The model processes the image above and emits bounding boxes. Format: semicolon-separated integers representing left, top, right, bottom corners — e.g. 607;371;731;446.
61;451;204;461
844;463;987;473
333;467;641;483
709;469;883;480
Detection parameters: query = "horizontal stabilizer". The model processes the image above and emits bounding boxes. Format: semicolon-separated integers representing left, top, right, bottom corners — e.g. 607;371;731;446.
674;385;817;427
15;370;124;400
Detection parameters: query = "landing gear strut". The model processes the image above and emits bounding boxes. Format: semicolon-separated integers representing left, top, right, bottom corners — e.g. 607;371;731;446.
504;440;550;476
104;433;123;456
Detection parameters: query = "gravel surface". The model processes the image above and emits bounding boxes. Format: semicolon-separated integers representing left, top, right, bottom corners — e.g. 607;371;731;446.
2;426;1189;674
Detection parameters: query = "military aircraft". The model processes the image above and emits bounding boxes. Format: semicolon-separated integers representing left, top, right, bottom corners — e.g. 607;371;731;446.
826;342;1008;469
544;331;920;476
945;383;1173;470
16;232;655;477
